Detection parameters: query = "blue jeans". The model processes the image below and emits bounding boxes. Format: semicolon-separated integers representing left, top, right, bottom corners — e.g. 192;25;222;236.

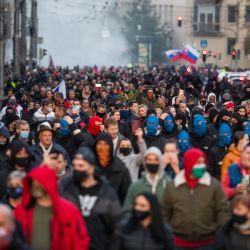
175;243;214;250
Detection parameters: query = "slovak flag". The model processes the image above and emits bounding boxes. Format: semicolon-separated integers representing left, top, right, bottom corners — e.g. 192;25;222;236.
53;80;66;99
165;50;183;62
181;45;200;64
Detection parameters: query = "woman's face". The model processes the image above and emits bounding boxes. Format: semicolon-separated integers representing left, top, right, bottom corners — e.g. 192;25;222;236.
8;178;23;189
16;148;29;158
238;108;246;117
233;202;250;220
111;112;120;121
134;195;151;213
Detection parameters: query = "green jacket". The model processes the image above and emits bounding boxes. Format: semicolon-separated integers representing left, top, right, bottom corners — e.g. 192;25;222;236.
123;173;171;214
161;170;230;242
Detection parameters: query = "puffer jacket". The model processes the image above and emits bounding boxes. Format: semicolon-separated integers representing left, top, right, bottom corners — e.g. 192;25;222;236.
161;170;230;242
221;144;242;181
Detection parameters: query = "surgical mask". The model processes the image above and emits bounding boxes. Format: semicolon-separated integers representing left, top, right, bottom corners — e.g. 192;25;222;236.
119;147;132;156
192;164;206;179
146;163;159;174
164;116;174;133
132;209;150;221
57;170;66;177
14;157;30;168
31;185;47;198
19;131;30;140
73;106;80;111
47;107;52;113
7;187;23;199
73;170;89;183
0;141;6;146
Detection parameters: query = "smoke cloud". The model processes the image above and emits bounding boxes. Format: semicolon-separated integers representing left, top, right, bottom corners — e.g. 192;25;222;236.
38;0;131;67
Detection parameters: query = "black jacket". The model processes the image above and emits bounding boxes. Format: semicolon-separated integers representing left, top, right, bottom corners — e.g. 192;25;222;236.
190;133;214;155
59;176;121;250
143;132;166;153
94;133;132;204
111;222;174;250
208;144;228;180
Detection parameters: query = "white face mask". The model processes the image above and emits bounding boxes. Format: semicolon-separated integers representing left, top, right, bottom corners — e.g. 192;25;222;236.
47;108;52;113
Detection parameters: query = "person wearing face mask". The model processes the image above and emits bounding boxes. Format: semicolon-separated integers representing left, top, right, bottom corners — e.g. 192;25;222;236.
0;141;35;199
13;120;33;145
0;203;33;250
190;113;214;155
32;99;55;124
94;133;131;204
177;130;191;156
215;194;250;250
161;112;178;140
2;171;25;210
14;166;90;250
60;147;121;250
123;147;171;214
208;123;232;180
222;142;250;199
143;115;166;153
161;148;229;250
86;116;103;139
117;128;147;182
112;193;174;250
54;115;94;158
96;104;107;119
244;121;250;138
0;96;23;120
0;126;10;165
221;131;249;181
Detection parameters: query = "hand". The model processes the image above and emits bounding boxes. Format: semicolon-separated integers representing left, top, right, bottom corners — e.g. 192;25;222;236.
160;113;168;120
135;128;143;142
100;125;104;132
43;153;58;170
63;115;74;125
162;153;171;166
235;184;248;194
170;154;180;174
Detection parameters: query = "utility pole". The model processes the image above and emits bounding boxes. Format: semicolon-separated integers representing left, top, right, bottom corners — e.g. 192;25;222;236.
29;0;38;69
0;0;5;97
20;0;26;75
13;0;20;76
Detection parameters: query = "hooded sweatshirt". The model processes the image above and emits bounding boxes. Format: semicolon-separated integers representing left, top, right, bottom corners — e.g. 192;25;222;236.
87;116;102;136
123;147;171;213
94;133;131;204
14;166;90;250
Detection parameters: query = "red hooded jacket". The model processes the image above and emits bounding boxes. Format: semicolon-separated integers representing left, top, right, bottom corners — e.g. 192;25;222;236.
14;166;90;250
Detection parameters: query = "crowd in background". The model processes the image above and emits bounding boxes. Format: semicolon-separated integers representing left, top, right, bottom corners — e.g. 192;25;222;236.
0;64;249;249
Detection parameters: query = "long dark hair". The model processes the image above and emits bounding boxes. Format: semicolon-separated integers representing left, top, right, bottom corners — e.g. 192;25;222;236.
123;192;167;245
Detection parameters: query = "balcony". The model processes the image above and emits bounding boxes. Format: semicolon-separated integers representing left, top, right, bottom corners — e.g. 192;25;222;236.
193;23;223;36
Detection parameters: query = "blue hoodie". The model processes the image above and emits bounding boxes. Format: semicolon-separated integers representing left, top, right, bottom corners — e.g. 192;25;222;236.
244;121;250;138
192;114;207;137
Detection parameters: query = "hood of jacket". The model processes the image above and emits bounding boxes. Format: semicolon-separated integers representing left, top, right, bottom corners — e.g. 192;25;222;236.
21;166;59;213
228;143;242;156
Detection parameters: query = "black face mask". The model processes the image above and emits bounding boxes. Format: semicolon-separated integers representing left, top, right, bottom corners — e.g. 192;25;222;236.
14;157;30;168
200;100;206;106
232;213;248;224
73;170;89;184
119;147;132;156
132;209;150;221
96;112;106;118
146;163;159;174
7;187;23;199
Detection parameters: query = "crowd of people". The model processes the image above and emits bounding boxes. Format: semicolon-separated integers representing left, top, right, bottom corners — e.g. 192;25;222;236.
0;64;249;249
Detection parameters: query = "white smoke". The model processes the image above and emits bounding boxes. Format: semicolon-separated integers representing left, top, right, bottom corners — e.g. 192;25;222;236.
38;0;131;67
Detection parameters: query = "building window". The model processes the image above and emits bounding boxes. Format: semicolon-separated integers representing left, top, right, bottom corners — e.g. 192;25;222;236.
227;38;236;55
246;5;250;23
228;5;237;23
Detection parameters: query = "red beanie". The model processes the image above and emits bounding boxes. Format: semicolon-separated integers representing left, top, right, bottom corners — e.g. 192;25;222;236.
183;148;206;188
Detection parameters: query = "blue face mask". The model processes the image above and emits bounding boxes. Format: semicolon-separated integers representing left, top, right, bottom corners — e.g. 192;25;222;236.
164;115;175;133
192;114;207;137
244;121;250;138
120;110;130;120
59;119;71;136
178;130;190;153
19;131;30;139
218;123;232;147
146;116;159;136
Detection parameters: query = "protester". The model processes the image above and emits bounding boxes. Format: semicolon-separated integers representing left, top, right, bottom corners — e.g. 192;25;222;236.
60;147;121;250
161;148;229;249
14;166;90;250
112;193;174;250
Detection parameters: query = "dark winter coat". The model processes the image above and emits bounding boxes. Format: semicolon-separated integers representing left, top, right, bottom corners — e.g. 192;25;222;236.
59;176;121;250
190;133;214;155
143;130;167;153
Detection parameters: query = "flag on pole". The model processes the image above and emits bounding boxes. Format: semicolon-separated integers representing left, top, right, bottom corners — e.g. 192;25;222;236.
181;45;200;64
165;50;183;62
53;80;66;99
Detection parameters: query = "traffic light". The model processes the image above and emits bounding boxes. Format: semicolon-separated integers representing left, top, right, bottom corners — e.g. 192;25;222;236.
43;49;47;57
177;16;182;27
232;48;236;60
202;50;207;62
